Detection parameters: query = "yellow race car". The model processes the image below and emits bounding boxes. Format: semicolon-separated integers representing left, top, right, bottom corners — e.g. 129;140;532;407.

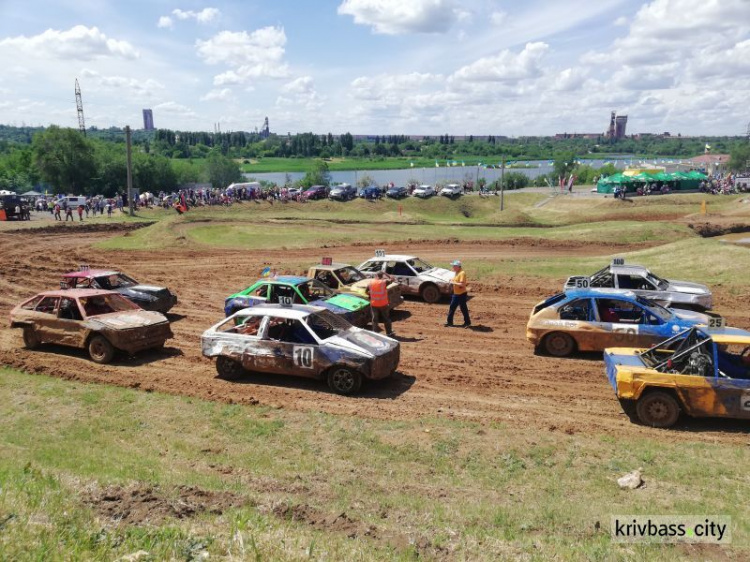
604;326;750;428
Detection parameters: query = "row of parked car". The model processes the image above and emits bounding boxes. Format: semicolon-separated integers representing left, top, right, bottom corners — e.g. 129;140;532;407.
297;183;464;201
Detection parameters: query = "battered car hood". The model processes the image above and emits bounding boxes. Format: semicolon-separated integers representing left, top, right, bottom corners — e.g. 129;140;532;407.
329;329;398;357
84;310;168;330
324;293;369;311
422;268;454;283
672;309;711;324
120;285;168;299
665;280;711;295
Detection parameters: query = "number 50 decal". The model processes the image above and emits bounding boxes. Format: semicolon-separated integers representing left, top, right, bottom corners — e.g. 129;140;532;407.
293;346;315;368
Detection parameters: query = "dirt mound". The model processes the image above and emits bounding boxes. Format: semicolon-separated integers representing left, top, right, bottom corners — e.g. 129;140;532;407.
272;502;375;539
689;222;750;238
82;483;248;525
6;222;153;236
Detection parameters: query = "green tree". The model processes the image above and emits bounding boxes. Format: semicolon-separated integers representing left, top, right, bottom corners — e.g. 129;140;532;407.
206;149;242;188
300;159;330;188
32;126;97;195
553;151;577;179
728;144;750;172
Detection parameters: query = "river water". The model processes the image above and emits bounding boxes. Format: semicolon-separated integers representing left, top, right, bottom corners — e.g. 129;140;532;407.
243;156;684;186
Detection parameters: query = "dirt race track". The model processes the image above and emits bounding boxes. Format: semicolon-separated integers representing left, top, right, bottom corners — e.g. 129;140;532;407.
2;224;750;446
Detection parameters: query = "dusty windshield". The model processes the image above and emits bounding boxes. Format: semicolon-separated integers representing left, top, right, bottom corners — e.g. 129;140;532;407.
298;279;335;300
409;258;433;273
95;273;137;290
335;267;364;284
647;272;668;290
636;296;671;322
306;310;349;340
81;294;138;316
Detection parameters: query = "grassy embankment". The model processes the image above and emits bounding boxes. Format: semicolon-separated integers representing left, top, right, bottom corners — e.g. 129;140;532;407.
2;367;749;560
239;156;503;174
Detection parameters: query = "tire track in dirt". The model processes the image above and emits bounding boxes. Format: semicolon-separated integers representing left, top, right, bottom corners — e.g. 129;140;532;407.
1;227;749;445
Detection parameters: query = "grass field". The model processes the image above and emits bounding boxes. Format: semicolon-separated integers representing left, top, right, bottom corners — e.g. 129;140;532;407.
1;367;748;560
239;156;501;174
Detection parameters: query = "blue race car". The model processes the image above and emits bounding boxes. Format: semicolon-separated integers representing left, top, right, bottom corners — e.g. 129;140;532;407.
526;289;715;357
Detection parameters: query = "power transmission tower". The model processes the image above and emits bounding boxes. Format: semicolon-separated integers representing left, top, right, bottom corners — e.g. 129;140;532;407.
75;79;86;136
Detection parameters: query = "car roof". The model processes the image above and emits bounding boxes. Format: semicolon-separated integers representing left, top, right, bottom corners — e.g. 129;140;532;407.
62;269;119;278
36;289;117;298
609;264;649;275
564;288;638;299
232;303;322;320
312;263;351;270
255;275;309;285
363;254;417;262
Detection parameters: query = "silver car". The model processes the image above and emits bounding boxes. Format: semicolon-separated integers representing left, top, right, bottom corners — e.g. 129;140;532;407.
564;260;713;311
201;304;400;395
357;254;454;303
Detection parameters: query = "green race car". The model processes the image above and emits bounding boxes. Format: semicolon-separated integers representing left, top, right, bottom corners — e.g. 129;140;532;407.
224;276;370;327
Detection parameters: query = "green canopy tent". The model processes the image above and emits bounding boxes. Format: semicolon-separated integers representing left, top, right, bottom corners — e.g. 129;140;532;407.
596;173;638;193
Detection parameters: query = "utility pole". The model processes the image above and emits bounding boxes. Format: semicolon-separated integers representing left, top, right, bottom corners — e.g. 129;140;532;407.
500;157;505;211
126;125;134;217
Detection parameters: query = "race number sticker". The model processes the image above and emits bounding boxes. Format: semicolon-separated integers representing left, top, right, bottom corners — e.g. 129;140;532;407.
742;392;750;412
612;325;639;343
574;278;590;289
708;317;726;328
293;346;315;369
396;277;410;286
375;249;386;258
279;296;293;307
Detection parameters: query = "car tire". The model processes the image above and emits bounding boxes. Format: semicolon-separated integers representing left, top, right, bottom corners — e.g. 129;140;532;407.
636;391;681;428
420;284;441;304
216;356;245;380
327;366;363;395
542;332;576;357
88;335;115;364
22;326;40;349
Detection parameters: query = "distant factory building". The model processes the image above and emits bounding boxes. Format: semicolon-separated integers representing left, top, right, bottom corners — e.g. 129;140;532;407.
142;109;154;131
607;111;628;140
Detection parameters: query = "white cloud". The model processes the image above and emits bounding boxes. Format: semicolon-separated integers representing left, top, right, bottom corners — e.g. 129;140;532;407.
80;69;165;95
197;27;290;84
338;0;459;34
613;16;628;26
281;76;314;95
551;68;589;92
157;16;173;29
173;8;220;23
154;101;197;118
200;88;233;101
277;76;324;111
451;42;549;83
0;25;138;61
612;64;678;90
490;11;507;26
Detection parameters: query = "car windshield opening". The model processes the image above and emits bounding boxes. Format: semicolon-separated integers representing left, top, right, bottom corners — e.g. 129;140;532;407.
635;296;671;322
81;294;138;316
335;267;364;284
409;258;433;273
300;279;334;300
95;273;137;290
306;311;346;340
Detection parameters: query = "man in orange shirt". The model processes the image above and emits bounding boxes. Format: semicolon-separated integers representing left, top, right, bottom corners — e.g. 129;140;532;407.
445;260;471;328
366;271;394;336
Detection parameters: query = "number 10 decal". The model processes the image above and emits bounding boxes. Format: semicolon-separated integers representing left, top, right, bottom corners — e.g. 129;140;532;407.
293;346;314;368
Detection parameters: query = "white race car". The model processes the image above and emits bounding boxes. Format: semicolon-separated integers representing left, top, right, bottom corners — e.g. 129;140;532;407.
202;304;400;395
357;253;454;303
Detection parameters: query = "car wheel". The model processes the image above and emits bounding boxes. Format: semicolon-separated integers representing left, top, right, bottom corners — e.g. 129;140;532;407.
636;391;680;428
542;332;576;357
88;335;115;364
216;356;245;380
22;326;40;349
420;284;441;304
327;366;363;395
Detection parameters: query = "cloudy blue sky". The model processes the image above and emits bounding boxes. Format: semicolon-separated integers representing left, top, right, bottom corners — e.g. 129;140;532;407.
0;0;748;136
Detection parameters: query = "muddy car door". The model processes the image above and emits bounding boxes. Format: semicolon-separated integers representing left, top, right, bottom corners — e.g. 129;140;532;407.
591;297;665;350
385;261;418;293
55;296;86;346
32;296;61;343
261;318;322;378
